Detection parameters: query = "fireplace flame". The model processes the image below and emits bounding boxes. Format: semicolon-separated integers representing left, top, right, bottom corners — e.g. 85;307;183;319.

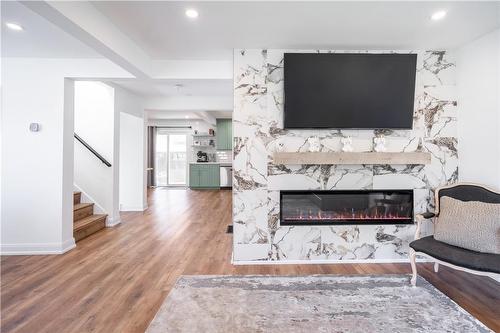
289;208;410;221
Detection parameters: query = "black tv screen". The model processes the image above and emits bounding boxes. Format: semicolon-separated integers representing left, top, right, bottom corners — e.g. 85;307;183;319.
284;53;417;129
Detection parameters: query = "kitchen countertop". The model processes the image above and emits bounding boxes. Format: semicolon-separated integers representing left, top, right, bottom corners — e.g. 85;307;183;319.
190;162;232;167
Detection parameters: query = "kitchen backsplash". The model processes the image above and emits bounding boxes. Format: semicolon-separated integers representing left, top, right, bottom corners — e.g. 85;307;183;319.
216;150;232;163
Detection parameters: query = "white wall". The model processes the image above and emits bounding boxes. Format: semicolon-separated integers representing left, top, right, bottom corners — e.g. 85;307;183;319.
1;58;132;254
115;86;147;211
457;29;500;190
74;81;118;224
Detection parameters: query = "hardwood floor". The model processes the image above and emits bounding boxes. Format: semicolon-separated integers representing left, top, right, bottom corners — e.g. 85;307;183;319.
2;188;499;333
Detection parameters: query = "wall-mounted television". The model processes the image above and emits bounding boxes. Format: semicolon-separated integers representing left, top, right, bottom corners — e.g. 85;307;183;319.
284;53;417;129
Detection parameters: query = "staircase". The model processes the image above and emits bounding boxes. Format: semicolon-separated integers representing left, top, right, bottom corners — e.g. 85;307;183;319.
73;191;107;241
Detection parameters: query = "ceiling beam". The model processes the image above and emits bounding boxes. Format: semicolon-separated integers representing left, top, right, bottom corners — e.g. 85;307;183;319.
197;111;217;126
152;60;232;80
144;96;232;112
21;1;151;79
144;110;217;125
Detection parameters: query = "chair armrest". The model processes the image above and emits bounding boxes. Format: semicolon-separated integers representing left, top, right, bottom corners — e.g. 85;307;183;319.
420;212;436;219
414;212;436;240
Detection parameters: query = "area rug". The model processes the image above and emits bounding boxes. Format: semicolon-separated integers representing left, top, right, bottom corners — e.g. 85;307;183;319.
146;275;491;333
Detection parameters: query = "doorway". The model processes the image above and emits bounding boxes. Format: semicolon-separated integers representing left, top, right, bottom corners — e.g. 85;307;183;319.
155;130;188;186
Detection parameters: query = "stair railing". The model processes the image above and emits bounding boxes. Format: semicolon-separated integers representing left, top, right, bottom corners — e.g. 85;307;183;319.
74;133;112;167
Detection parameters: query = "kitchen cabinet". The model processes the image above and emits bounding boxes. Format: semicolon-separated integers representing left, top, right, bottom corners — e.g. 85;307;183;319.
189;164;220;189
216;119;232;150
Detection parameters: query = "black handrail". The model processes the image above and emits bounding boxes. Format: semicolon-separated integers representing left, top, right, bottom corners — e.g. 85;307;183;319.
74;133;112;167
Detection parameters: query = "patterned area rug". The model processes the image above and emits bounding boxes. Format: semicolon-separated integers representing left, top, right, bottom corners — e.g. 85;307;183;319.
146;275;491;333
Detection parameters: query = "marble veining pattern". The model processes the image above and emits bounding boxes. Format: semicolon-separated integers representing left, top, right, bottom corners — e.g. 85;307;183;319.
233;49;458;262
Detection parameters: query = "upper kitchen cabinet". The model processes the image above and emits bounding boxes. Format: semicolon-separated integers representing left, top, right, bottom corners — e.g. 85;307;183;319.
216;119;232;150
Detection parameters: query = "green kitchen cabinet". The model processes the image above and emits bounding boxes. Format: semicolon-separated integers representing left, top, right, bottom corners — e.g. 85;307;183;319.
189;164;220;189
216;119;232;150
189;164;201;187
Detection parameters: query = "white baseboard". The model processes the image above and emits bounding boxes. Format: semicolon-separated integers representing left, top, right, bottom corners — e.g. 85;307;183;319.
119;204;148;212
106;216;121;227
231;256;432;265
1;238;76;255
61;238;76;253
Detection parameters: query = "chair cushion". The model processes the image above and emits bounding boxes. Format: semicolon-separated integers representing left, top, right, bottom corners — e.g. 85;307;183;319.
410;236;500;274
434;196;500;254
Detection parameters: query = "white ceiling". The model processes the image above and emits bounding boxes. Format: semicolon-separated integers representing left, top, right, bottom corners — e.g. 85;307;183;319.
3;0;499;106
4;1;500;61
112;79;232;97
1;1;101;58
92;1;500;60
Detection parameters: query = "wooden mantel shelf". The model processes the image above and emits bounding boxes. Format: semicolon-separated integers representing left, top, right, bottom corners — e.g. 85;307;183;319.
272;151;431;165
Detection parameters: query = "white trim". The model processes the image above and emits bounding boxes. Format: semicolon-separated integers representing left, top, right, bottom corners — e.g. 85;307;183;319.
1;238;76;255
73;183;106;215
490;276;500;283
106;216;121;227
62;238;76;252
119;204;148;212
232;258;433;265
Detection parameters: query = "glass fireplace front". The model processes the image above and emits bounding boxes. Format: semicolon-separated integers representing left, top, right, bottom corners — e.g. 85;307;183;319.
280;190;414;226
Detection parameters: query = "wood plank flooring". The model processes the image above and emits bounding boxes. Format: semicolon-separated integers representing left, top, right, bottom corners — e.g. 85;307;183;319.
1;188;499;333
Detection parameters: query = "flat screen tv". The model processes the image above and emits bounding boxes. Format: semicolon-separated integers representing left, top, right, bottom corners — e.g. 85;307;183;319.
284;53;417;129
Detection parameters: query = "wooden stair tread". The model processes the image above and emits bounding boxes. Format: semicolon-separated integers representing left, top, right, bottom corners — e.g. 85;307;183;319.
73;192;82;205
72;192;105;241
74;214;107;231
73;202;93;211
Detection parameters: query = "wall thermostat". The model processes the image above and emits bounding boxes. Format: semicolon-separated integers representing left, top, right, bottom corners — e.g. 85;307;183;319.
29;123;40;132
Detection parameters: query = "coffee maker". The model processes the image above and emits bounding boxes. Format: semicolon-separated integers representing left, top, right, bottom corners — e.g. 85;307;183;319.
196;151;208;162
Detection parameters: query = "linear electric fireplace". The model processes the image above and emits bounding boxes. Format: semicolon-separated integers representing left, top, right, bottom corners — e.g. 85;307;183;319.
280;190;414;226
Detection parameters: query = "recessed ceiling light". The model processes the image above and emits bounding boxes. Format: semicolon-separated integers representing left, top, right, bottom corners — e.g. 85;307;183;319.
431;10;447;21
185;115;190;119
5;22;23;31
185;9;199;19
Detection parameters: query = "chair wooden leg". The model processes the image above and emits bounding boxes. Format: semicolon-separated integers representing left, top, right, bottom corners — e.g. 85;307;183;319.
434;262;439;273
409;248;417;286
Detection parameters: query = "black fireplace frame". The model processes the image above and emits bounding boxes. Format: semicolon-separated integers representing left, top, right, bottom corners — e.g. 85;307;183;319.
279;189;414;226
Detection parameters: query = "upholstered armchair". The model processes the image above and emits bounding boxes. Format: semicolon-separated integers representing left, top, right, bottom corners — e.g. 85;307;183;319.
409;183;500;286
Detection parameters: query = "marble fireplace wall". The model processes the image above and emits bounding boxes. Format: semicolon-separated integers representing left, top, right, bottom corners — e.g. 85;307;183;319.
233;49;458;262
